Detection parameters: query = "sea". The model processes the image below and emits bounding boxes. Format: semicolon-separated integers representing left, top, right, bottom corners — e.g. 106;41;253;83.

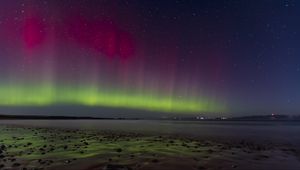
1;120;300;146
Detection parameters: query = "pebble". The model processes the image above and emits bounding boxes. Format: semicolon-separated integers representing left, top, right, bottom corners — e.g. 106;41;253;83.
116;148;122;152
231;165;237;168
65;160;71;164
102;164;132;170
12;162;21;167
198;166;206;170
151;159;159;163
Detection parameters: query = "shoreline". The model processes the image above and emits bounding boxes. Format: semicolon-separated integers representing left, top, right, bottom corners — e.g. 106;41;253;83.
0;124;300;170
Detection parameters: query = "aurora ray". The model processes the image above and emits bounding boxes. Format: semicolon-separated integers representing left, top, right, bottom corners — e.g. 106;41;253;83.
0;0;231;115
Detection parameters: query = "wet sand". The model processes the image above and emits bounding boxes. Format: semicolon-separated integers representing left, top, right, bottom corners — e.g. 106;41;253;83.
0;125;300;170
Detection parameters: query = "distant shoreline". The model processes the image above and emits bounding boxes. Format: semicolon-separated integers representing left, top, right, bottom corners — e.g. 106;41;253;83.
0;114;141;120
1;114;300;121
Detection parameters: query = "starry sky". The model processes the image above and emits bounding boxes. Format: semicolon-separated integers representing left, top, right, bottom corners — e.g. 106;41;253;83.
0;0;299;117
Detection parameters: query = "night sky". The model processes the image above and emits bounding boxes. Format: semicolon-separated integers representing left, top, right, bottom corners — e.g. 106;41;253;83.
0;0;299;117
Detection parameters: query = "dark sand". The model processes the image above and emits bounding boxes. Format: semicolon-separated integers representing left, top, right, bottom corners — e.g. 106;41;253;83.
0;125;300;170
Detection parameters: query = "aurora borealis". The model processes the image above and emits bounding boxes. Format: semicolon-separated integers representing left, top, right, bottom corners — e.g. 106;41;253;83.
0;0;300;116
0;83;224;113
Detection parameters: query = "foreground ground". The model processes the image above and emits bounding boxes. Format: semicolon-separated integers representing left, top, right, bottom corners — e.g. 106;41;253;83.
0;125;299;170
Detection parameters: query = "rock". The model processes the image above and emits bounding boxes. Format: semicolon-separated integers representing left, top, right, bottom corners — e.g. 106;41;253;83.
207;149;214;153
12;162;21;167
151;159;159;163
260;154;269;159
103;164;132;170
197;166;206;170
65;160;71;164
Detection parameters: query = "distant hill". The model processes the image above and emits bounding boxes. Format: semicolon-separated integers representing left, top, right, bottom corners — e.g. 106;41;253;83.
227;114;300;121
159;114;300;121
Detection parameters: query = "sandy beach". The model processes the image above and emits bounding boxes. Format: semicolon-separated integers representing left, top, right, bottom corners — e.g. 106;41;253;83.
0;123;299;170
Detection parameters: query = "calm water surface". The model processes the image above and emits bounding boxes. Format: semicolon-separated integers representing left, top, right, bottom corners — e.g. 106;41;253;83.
1;120;300;145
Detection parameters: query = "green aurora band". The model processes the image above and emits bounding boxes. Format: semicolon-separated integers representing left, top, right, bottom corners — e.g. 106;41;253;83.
0;83;226;113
